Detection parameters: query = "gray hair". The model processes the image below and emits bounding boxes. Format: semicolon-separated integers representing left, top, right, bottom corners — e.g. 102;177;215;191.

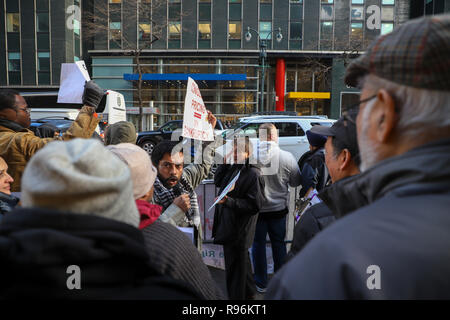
361;74;450;139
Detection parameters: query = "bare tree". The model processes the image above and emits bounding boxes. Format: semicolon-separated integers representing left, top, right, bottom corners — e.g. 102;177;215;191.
83;0;181;131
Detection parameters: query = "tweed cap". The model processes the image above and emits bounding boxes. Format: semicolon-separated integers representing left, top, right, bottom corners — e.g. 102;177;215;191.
21;138;140;228
345;14;450;91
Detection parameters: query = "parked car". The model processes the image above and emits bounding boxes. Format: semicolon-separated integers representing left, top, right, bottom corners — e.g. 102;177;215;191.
30;117;103;141
218;114;336;161
137;119;226;155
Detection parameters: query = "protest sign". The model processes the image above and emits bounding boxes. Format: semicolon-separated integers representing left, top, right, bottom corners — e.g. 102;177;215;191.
182;77;214;141
208;171;241;212
57;61;91;104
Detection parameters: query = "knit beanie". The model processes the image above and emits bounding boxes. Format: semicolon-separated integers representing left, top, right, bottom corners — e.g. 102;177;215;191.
104;121;137;146
106;143;157;200
21;138;140;228
306;130;327;148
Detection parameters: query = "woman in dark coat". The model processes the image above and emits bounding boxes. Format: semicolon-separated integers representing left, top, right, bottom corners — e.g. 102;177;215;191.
212;137;265;300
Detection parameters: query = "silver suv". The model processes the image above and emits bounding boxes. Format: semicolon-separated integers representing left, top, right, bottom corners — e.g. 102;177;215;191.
222;114;336;161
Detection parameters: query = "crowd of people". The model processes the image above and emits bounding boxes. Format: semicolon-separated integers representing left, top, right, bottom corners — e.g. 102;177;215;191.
0;14;449;300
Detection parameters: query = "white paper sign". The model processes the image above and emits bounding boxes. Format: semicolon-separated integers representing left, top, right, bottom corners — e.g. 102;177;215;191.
177;227;195;244
182;77;214;141
208;171;241;212
57;61;91;104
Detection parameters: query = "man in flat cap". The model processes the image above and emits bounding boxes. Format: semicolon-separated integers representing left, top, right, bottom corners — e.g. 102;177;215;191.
266;14;450;299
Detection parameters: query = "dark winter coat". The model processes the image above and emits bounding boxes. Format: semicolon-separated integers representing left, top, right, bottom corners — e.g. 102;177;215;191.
0;192;19;217
212;162;265;248
267;138;450;299
0;207;204;300
298;148;329;197
286;202;335;262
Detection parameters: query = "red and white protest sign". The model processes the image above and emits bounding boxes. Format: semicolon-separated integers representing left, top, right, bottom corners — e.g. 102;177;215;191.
182;77;214;141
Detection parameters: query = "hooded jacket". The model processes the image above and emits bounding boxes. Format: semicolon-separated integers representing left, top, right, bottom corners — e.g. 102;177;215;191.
0;106;99;192
0;208;203;299
267;138;450;299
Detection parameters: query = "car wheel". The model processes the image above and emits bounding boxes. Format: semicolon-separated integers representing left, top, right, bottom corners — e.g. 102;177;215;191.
141;140;156;155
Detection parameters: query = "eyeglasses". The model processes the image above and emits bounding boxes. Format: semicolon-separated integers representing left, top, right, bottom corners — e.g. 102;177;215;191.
342;94;377;124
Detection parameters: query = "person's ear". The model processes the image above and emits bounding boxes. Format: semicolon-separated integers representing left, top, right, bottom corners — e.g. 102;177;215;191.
338;149;351;171
375;89;397;143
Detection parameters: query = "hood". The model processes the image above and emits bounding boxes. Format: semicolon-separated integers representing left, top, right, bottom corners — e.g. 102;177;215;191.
319;137;450;218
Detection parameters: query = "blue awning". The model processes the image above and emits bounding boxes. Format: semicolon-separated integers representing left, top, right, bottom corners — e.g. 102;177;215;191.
123;73;247;81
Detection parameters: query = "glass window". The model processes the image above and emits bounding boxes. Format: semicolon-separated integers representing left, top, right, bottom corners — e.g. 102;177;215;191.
109;22;121;48
351;0;364;4
320;21;333;40
290;22;302;40
260;3;272;20
199;3;211;20
290;0;302;2
38;72;50;85
73;19;80;36
229;22;241;39
7;33;20;51
6;0;19;12
169;3;181;20
169;22;181;39
350;22;363;46
229;39;241;49
8;52;20;71
198;23;211;39
37;33;50;50
6;13;20;32
38;52;50;71
36;0;49;11
168;40;180;48
321;5;333;20
321;0;333;3
229;3;241;20
198;39;211;49
109;0;121;3
277;123;305;137
259;22;272;40
382;0;395;4
290;4;302;21
351;6;364;20
37;13;49;32
381;23;393;35
139;23;151;41
381;7;394;20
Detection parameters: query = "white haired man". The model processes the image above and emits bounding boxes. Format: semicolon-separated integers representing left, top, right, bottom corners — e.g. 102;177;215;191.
267;14;450;299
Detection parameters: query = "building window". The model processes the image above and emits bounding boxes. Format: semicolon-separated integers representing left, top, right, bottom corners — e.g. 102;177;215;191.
382;0;394;4
109;1;122;49
37;52;50;84
139;23;151;42
320;21;333;50
36;0;49;10
260;1;272;21
198;23;211;48
321;0;333;3
289;22;302;49
351;0;364;4
36;13;49;32
37;33;50;50
229;2;241;21
290;3;302;21
169;2;181;20
229;21;241;49
259;21;272;40
199;2;211;20
350;22;363;49
169;22;181;39
381;23;394;35
321;4;334;20
351;6;364;20
6;13;20;32
8;52;20;71
381;7;394;20
109;0;122;3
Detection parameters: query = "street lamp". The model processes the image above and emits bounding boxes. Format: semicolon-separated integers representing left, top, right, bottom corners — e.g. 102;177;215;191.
245;27;283;113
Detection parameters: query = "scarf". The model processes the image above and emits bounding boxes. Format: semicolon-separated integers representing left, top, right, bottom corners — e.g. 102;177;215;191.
153;174;200;227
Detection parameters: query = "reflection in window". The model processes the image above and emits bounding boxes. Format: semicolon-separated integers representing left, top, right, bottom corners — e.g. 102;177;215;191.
6;13;20;32
8;52;20;71
199;2;211;20
321;0;333;3
351;0;363;4
350;22;363;48
37;13;49;32
229;3;241;20
290;22;302;40
381;23;393;35
382;0;394;4
109;22;122;48
320;22;333;50
321;5;333;20
199;23;211;39
351;7;364;20
37;33;50;50
259;22;272;40
290;3;302;21
139;23;151;41
38;52;50;71
229;22;241;39
169;3;181;20
260;3;272;20
169;22;181;39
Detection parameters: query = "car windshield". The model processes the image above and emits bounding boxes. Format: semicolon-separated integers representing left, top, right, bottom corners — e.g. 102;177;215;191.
310;122;333;127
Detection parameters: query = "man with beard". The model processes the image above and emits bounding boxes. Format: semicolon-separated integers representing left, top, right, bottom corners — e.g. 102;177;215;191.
266;14;450;299
151;111;217;249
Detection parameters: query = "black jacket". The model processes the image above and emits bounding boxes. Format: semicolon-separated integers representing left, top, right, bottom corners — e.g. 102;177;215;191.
0;192;19;217
212;163;265;248
0;208;204;300
267;138;450;299
286;202;335;262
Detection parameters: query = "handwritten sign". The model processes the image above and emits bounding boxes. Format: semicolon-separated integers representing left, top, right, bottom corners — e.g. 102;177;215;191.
182;77;214;141
57;61;91;104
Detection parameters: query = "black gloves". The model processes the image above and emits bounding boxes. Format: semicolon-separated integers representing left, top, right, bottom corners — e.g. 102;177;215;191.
82;80;105;111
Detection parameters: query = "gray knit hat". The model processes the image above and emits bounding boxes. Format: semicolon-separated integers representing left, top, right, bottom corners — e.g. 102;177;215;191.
21;138;140;228
106;143;157;200
104;121;137;146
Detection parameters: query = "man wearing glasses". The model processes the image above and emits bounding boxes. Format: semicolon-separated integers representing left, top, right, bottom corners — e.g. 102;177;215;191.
0;81;104;192
267;14;450;299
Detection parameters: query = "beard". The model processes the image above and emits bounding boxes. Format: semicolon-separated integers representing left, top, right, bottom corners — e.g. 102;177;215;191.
158;173;179;189
358;100;381;172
